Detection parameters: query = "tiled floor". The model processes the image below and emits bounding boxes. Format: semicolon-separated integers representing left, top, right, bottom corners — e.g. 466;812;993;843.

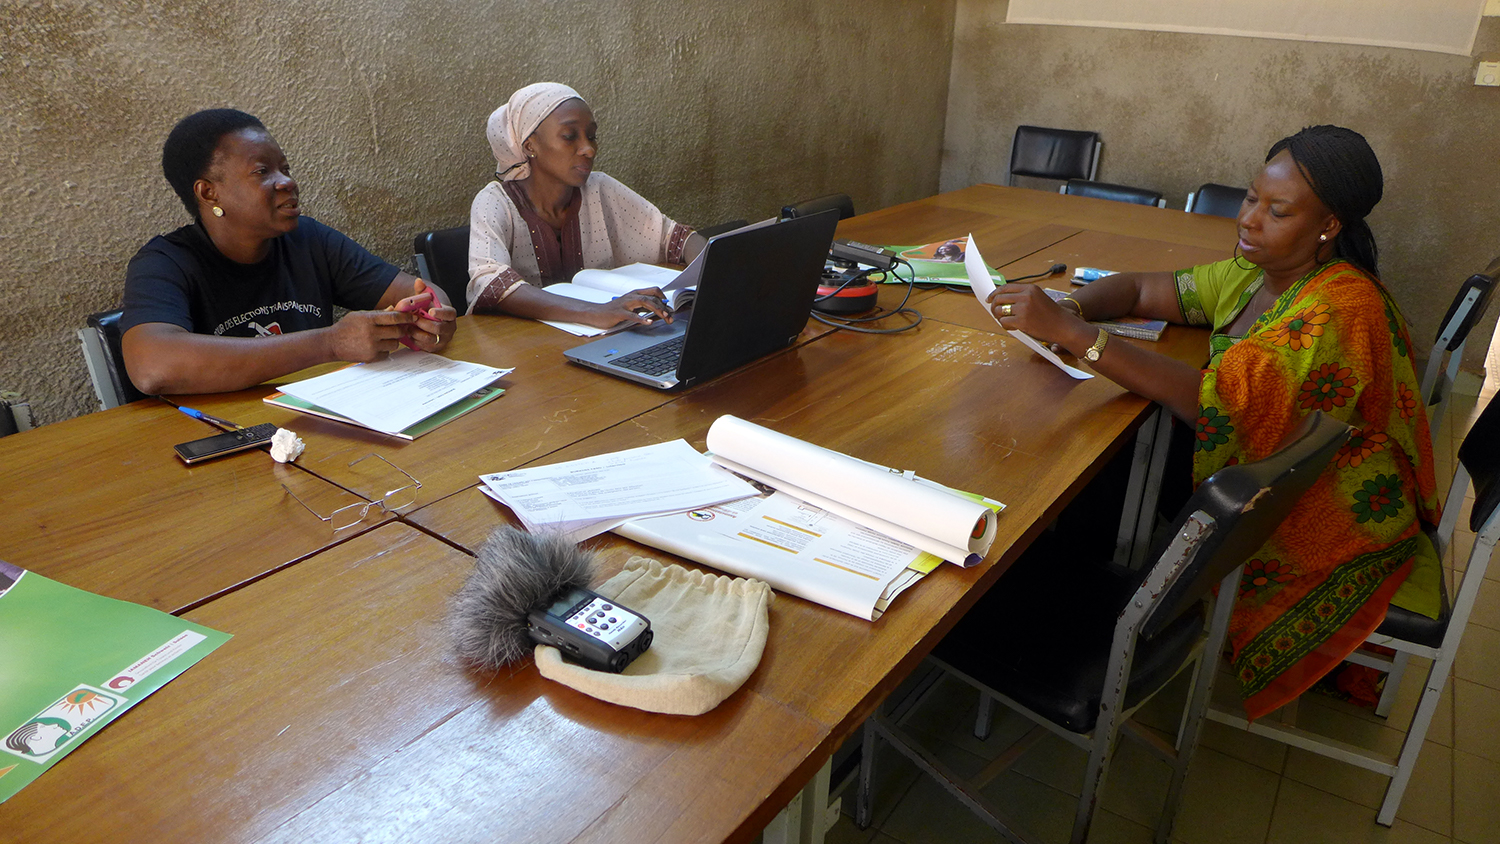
824;390;1500;844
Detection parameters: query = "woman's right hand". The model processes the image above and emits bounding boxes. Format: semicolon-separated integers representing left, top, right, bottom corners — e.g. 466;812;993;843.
579;287;673;329
327;310;417;362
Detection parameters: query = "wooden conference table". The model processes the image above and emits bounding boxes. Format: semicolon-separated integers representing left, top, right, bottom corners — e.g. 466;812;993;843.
0;185;1235;842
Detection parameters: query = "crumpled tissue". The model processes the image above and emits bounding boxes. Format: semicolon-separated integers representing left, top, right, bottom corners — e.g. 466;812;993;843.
269;428;305;463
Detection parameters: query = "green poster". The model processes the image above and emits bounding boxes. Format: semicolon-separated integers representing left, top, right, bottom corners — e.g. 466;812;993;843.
883;239;1005;287
0;560;230;803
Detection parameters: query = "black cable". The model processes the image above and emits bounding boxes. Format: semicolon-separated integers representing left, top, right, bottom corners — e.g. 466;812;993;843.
910;262;1066;291
1005;263;1068;283
810;258;924;335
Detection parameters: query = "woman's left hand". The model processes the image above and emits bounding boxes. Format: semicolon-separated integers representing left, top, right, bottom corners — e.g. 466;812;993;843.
986;284;1083;346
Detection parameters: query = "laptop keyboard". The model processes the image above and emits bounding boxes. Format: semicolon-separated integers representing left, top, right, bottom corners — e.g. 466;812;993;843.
613;336;685;377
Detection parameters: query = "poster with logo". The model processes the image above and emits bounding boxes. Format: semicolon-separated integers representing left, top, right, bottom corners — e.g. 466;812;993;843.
880;239;1005;287
0;559;230;803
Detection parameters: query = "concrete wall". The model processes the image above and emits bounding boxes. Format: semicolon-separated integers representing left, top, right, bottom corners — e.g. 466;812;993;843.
2;0;956;423
944;1;1500;368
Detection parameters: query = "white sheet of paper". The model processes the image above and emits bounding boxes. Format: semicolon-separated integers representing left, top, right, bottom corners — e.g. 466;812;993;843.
478;439;758;537
277;350;512;434
964;234;1093;380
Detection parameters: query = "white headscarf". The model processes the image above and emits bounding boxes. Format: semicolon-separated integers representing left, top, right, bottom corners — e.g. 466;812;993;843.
487;82;587;182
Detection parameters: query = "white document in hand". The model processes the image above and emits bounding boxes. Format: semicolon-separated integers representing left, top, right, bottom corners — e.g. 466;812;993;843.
277;350;513;434
964;234;1092;380
478;439;758;539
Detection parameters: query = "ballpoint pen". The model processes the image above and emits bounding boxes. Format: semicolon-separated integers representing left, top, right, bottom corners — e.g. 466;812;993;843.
177;406;246;432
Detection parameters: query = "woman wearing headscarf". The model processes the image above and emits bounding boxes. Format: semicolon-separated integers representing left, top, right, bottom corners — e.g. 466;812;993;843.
467;83;704;327
987;125;1440;720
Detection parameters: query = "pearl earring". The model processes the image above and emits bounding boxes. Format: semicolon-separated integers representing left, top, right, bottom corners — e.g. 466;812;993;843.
1319;234;1327;242
212;206;224;218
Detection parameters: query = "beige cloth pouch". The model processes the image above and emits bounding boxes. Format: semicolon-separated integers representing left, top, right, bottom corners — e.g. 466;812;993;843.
535;557;773;715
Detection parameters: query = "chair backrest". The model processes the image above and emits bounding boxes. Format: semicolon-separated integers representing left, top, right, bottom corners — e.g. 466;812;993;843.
1008;126;1100;187
1063;179;1165;208
1185;183;1247;218
79;309;150;409
0;391;34;436
1458;389;1500;537
1141;411;1351;638
1419;258;1498;439
695;219;751;240
412;225;472;314
780;195;854;221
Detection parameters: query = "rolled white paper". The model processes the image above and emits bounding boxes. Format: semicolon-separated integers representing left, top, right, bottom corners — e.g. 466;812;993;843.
705;415;997;566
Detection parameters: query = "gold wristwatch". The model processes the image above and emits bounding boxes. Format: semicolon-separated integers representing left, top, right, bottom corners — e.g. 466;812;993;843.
1084;327;1109;362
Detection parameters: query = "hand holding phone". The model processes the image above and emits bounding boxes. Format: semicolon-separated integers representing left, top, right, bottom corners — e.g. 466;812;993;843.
394;291;437;350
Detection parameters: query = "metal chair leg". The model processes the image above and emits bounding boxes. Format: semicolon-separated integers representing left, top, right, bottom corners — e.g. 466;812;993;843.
1374;650;1410;718
975;692;994;740
855;718;876;830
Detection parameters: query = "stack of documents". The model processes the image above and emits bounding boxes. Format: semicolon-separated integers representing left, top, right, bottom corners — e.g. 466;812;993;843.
478;440;758;542
267;350;512;438
619;416;1006;621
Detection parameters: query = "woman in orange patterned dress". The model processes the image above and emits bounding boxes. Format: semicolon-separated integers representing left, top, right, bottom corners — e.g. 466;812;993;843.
986;125;1440;720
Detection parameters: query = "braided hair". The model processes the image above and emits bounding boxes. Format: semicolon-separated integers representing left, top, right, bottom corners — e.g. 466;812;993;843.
1267;125;1383;277
161;109;266;217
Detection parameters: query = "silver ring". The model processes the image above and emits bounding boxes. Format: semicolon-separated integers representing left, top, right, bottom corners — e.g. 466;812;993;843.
999;304;1013;317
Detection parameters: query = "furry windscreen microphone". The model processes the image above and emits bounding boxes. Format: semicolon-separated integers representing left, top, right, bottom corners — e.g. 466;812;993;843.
449;527;594;670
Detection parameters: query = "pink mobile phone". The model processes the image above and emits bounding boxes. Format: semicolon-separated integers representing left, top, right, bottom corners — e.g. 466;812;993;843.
395;291;436;350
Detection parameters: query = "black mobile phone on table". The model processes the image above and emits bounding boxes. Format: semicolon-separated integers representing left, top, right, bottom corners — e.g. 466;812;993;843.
174;423;278;464
528;587;653;673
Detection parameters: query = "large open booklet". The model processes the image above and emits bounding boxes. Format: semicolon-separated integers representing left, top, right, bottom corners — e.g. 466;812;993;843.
615;416;1004;620
616;490;947;620
542;263;694;337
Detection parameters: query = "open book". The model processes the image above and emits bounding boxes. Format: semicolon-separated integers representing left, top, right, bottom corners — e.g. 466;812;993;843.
541;263;693;337
614;416;1004;620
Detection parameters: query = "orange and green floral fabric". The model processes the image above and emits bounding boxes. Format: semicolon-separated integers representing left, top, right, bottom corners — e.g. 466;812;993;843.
1186;259;1440;722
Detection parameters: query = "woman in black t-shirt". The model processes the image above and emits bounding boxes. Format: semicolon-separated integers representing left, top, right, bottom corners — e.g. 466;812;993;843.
122;108;457;395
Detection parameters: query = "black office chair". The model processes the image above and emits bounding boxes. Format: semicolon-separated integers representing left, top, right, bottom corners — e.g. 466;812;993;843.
0;390;34;435
412;225;472;314
695;219;751;240
1209;392;1500;825
78;309;151;409
1062;178;1165;207
1184;183;1248;218
1007;126;1101;188
1419;257;1498;439
780;194;854;221
858;411;1350;844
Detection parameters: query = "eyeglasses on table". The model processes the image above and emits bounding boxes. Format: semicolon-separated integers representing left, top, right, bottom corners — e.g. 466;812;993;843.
281;453;423;530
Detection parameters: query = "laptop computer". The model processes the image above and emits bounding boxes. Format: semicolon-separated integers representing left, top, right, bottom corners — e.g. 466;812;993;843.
564;209;840;389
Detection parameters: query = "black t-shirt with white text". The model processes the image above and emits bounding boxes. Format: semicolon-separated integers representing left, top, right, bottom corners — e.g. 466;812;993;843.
121;216;399;338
